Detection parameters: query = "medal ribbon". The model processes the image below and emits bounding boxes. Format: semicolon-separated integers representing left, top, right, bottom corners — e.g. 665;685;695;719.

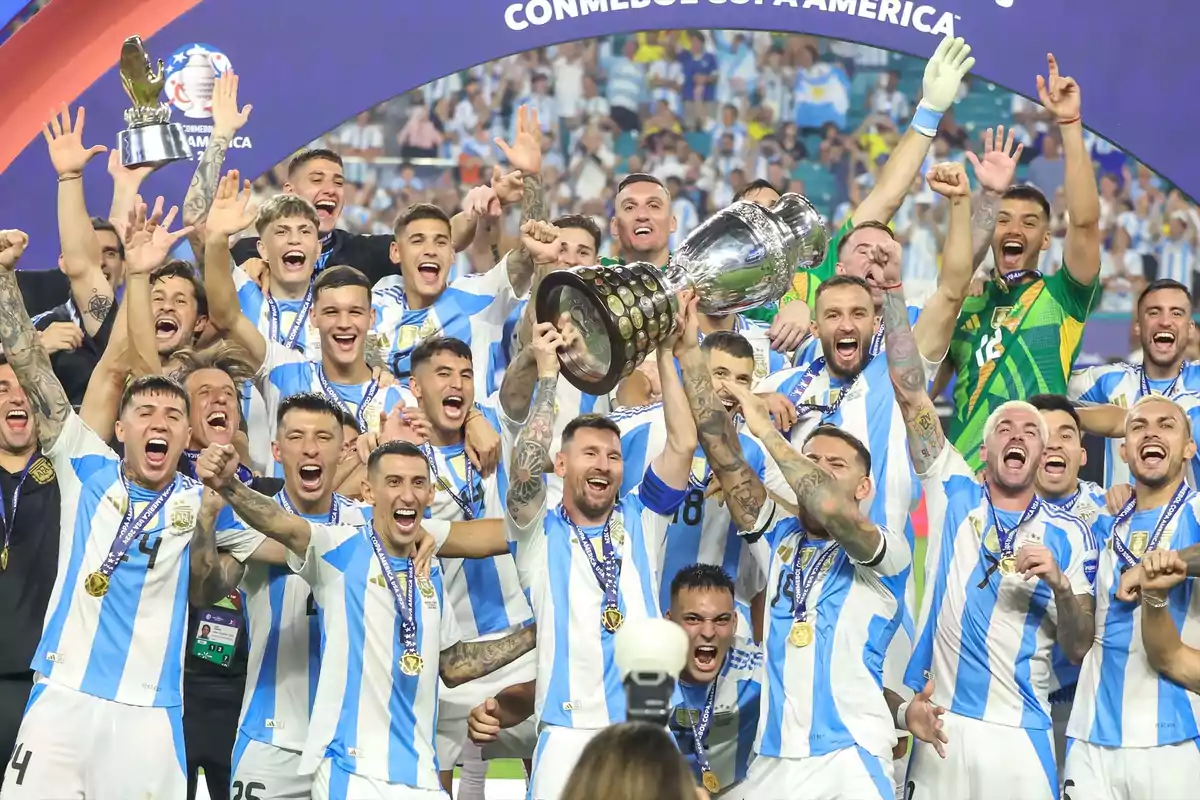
1138;366;1182;400
0;452;39;560
365;525;420;663
983;483;1042;559
687;457;711;492
786;357;860;418
561;505;621;626
266;285;315;351
95;472;179;583
277;489;342;524
869;318;886;357
996;269;1042;291
316;366;380;433
181;449;254;485
690;670;721;780
1112;480;1191;568
421;444;479;520
790;535;843;624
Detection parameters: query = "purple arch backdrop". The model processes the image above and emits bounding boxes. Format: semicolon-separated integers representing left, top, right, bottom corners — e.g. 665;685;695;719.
0;0;1191;267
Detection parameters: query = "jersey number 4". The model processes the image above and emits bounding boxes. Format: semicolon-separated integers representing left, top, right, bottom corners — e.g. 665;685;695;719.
7;743;31;786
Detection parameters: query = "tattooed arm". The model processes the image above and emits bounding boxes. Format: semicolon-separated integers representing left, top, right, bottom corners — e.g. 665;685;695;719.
881;280;947;475
189;491;246;606
499;343;538;423
971;189;1001;268
503;175;549;297
440;625;537;688
218;479;312;556
0;233;72;448
1054;590;1095;664
505;326;561;529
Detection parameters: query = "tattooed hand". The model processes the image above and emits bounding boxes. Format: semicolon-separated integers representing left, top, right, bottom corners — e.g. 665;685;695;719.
531;321;564;378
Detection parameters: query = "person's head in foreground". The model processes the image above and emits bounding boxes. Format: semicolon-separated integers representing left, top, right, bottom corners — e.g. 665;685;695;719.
980;400;1048;494
364;440;433;554
1120;395;1196;489
560;722;708;800
665;564;738;684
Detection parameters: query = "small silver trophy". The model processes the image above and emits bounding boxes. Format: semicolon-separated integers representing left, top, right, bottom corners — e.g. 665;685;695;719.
536;194;828;395
117;36;192;168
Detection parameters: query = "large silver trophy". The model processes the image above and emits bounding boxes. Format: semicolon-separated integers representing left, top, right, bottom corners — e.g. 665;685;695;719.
117;36;192;168
536;193;828;395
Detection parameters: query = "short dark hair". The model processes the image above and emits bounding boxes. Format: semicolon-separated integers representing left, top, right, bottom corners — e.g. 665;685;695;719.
836;220;896;261
553;214;603;252
151;260;208;317
701;331;755;362
616;173;667;196
814;274;872;305
1137;278;1194;312
803;424;871;475
669;564;735;604
91;217;125;259
277;391;345;430
367;439;429;477
288;148;344;176
733;179;780;203
1001;184;1052;221
562;413;621;446
312;265;371;300
119;374;190;417
1028;393;1082;430
411;337;473;372
394;202;451;238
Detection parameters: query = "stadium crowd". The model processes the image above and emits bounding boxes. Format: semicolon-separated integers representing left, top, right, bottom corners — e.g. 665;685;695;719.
2;24;1200;800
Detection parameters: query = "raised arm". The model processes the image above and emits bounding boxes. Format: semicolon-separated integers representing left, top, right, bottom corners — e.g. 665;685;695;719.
873;246;947;474
195;442;312;555
80;298;133;440
652;297;700;491
494;106;548;297
0;232;72;447
203;170;267;370
188;489;248;606
1037;55;1100;286
674;299;766;530
42;104;115;338
122;199;195;376
440;624;536;689
913;162;974;363
505;324;561;528
852;37;973;226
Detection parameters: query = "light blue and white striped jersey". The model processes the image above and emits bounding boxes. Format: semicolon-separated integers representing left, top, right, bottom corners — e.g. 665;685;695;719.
612;402;770;622
1165;392;1200;489
371;257;525;397
290;522;462;786
669;638;762;791
507;468;686;730
1042;480;1107;704
1068;362;1200;486
234;265;320;359
237;493;369;753
719;315;789;385
36;412;262;707
1067;491;1200;747
1157;239;1196;290
254;341;412;476
424;402;534;641
756;517;910;760
909;446;1099;729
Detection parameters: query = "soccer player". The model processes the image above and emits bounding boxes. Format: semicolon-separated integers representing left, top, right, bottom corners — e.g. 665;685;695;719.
1069;279;1200;485
195;438;537;799
504;300;695;800
0;228;265;799
1136;548;1200;692
943;54;1103;470
880;246;1098;799
1062;395;1200;799
714;382;913;799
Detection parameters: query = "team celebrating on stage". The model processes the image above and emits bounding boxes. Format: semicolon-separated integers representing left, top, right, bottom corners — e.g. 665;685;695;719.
1;30;1199;800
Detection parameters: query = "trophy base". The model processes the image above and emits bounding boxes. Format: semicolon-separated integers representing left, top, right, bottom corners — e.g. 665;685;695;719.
119;123;193;169
535;262;679;397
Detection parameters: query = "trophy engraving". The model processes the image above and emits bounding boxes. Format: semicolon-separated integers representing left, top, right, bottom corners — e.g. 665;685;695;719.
536;193;828;395
117;36;193;168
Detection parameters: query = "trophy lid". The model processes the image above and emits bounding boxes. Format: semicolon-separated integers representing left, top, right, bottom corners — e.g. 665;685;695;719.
771;193;829;272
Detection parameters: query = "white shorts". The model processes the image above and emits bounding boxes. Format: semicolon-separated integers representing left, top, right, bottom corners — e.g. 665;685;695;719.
529;726;601;800
435;646;537;768
892;747;911;800
732;748;894;800
1062;737;1200;800
905;711;1057;800
311;758;448;800
0;677;186;800
231;732;313;800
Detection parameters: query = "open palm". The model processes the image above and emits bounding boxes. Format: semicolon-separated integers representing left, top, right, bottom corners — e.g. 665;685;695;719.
42;104;107;176
207;170;259;238
966;125;1023;194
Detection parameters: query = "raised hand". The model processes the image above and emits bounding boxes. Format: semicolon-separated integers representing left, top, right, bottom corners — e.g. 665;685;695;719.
195;443;240;490
1141;549;1189;595
666;289;699;356
1015;543;1069;592
210;69;252;139
107;149;155;189
965;126;1023;195
720;380;773;437
531;321;565;378
38;321;84;354
206;170;259;239
905;679;949;759
921;36;975;113
1036;53;1081;123
42;104;108;177
0;230;29;271
863;240;904;290
926;161;972;199
463;184;501;224
520;220;560;266
125;200;194;276
494;105;543;176
491;165;524;207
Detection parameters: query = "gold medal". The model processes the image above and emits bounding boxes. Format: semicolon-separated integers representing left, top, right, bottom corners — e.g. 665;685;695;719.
84;571;110;598
702;769;720;793
999;556;1017;576
788;620;814;648
0;546;7;571
603;608;624;632
399;653;424;676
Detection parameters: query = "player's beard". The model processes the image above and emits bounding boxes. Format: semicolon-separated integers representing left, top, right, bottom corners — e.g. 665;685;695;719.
1132;453;1184;490
572;474;618;521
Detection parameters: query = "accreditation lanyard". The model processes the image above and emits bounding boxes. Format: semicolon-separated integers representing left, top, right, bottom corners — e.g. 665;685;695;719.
690;671;722;787
421;443;479;520
790;534;842;625
277;489;342;525
266;285;315;351
1111;481;1191;568
562;505;621;629
983;483;1042;561
365;525;421;665
316;366;380;433
94;473;179;584
1138;366;1182;400
0;452;39;570
786;357;859;417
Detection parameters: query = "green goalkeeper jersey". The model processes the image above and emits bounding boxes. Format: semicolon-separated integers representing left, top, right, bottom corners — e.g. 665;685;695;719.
946;266;1101;470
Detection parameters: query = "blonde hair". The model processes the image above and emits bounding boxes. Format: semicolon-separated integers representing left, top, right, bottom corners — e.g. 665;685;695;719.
982;400;1048;445
560;723;698;800
1129;394;1194;439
